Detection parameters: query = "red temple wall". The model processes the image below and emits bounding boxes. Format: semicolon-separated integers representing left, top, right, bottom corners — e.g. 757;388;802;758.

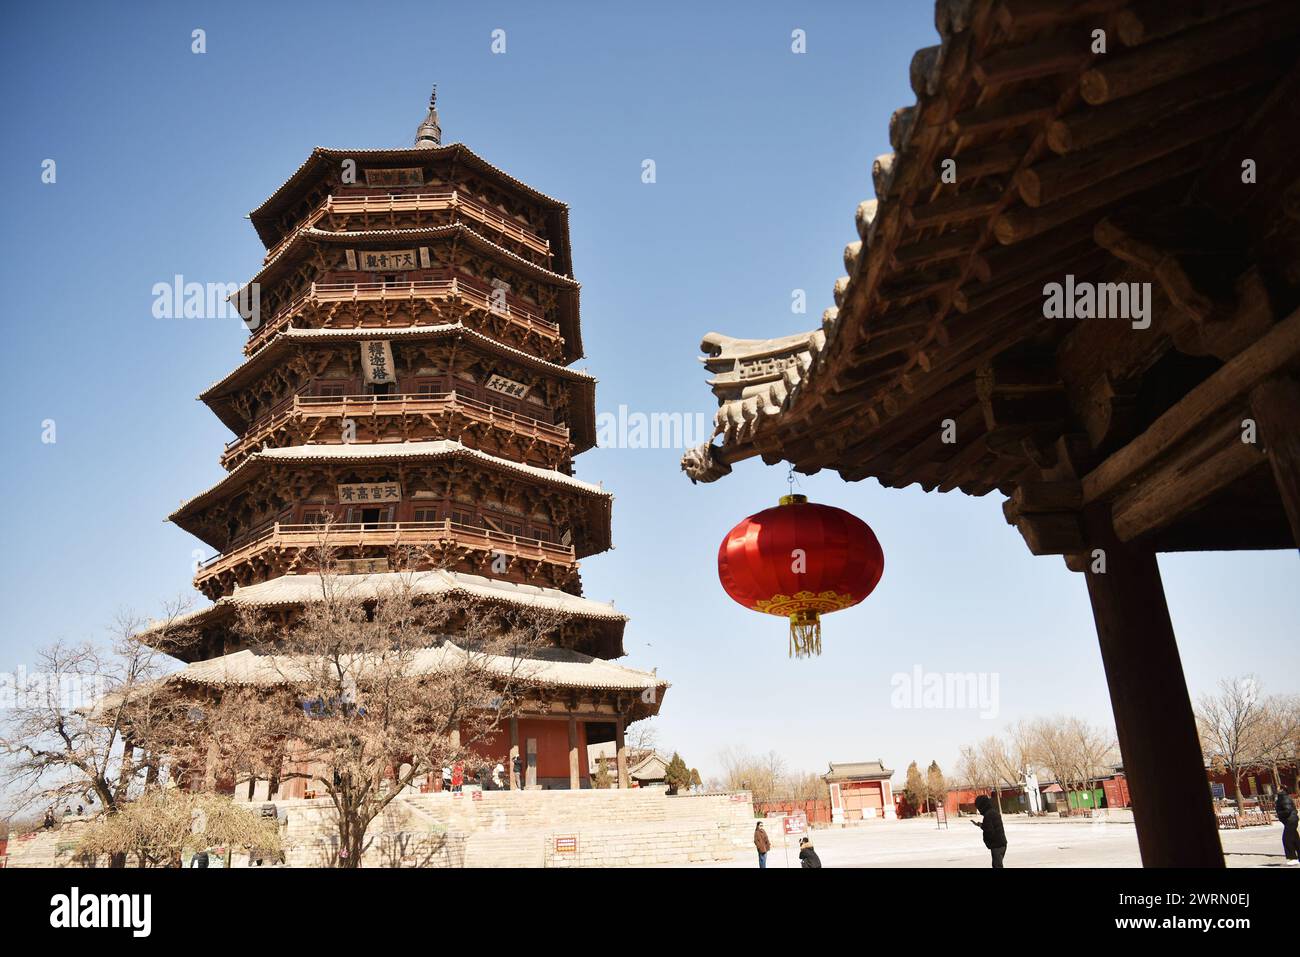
461;717;590;782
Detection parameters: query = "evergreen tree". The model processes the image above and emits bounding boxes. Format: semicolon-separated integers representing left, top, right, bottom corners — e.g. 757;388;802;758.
904;760;926;815
926;760;947;815
665;752;691;794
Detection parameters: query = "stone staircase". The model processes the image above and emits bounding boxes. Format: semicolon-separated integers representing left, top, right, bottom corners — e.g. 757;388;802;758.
4;820;94;868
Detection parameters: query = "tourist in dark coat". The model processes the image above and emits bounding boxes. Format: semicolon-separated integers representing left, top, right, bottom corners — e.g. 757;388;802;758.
754;821;771;868
973;794;1008;868
798;837;822;868
1275;788;1299;865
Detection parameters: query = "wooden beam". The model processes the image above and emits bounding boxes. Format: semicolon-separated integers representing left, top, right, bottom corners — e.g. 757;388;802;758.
1116;0;1273;47
974;33;1095;86
1079;504;1225;868
1018;91;1250;207
906;186;1004;229
995;0;1126;33
1082;305;1300;504
1079;2;1295;104
1109;408;1263;541
948;93;1056;138
1047;54;1263;155
1249;376;1300;545
994;144;1207;244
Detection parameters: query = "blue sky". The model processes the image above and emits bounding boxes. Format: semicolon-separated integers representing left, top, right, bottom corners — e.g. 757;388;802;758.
1;0;1296;782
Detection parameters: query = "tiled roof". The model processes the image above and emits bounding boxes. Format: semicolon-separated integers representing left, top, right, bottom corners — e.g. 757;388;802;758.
823;760;894;782
140;568;629;641
167;642;664;693
200;323;595;403
170;438;609;526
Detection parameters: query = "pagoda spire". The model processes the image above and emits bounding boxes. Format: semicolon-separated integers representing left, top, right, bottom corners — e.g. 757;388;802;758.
414;85;441;148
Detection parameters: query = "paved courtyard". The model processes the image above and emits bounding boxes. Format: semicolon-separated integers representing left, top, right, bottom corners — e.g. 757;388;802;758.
692;817;1293;868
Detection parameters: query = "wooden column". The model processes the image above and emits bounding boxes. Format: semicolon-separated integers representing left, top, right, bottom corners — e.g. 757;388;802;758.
568;714;581;790
508;716;520;790
203;741;219;792
1080;504;1223;867
1250;377;1300;545
615;715;629;789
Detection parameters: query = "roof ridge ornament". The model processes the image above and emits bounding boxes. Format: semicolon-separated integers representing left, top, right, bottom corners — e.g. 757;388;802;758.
415;85;441;148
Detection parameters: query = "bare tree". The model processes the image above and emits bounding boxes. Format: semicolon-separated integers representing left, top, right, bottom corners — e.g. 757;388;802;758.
203;561;553;867
1255;694;1300;791
0;599;196;854
716;747;792;805
1197;675;1269;811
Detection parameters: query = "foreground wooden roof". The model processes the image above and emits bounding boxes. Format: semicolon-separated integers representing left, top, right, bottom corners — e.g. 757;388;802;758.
683;0;1300;556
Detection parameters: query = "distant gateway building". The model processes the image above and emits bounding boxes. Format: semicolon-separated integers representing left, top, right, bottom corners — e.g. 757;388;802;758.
823;761;896;821
143;90;667;792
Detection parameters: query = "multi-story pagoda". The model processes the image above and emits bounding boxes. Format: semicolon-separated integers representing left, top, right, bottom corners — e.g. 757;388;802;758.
149;89;666;792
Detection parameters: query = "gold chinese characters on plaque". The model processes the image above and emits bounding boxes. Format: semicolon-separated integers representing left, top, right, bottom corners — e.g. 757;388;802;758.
358;249;418;271
364;168;424;188
337;483;401;503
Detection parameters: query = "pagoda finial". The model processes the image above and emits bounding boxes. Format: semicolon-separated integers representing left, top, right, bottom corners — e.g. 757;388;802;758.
415;85;441;148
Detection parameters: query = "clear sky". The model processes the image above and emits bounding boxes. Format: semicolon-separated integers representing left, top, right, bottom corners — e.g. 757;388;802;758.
1;0;1295;784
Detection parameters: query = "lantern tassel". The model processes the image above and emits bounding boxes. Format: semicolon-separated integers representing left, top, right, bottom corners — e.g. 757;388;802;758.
789;611;822;658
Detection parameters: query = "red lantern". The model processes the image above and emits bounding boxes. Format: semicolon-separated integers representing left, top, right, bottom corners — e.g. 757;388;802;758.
717;494;884;658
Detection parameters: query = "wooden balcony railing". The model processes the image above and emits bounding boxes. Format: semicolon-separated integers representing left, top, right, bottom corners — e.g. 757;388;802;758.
264;189;553;262
220;392;570;469
246;279;560;355
195;520;577;585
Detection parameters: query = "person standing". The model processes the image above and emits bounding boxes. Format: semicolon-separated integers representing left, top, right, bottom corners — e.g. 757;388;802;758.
1275;787;1299;865
441;766;452;792
798;836;822;868
754;821;771;868
512;754;523;790
451;761;464;793
972;794;1008;867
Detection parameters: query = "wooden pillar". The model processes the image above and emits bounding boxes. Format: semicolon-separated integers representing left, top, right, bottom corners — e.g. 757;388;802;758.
509;716;520;790
1080;504;1223;867
615;715;629;789
1251;377;1300;544
203;741;219;792
568;714;581;790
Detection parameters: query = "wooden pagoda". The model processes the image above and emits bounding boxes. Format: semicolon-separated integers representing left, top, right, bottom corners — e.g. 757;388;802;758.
150;89;666;792
682;0;1300;866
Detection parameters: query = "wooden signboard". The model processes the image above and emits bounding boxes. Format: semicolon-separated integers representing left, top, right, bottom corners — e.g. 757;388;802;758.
337;482;401;504
357;249;418;272
360;341;396;385
364;167;423;188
